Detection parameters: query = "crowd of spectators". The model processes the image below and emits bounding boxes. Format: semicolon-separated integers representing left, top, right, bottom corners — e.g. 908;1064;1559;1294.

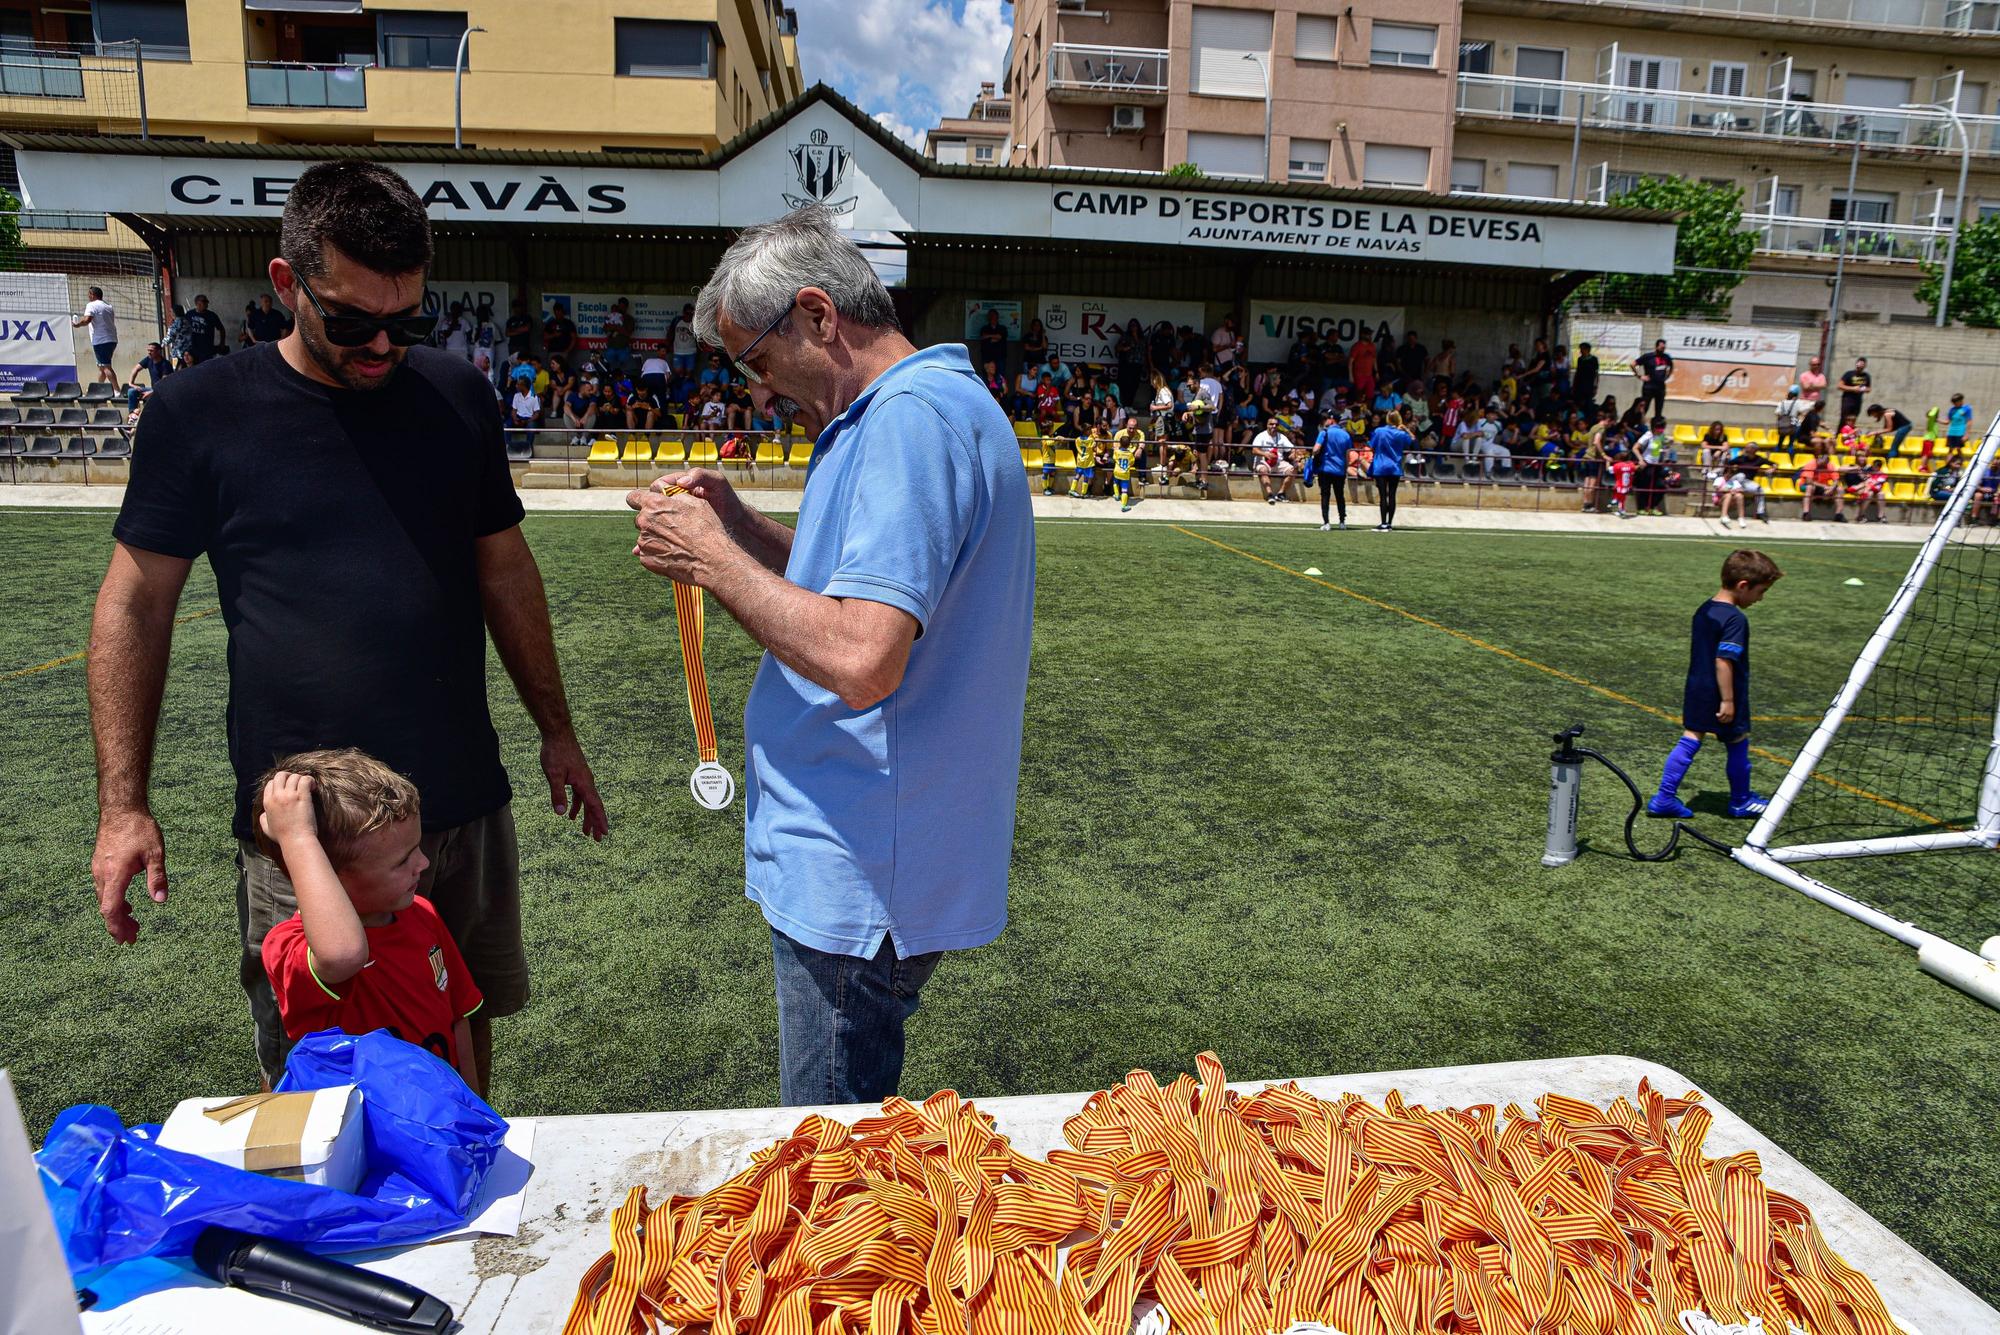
973;310;1982;521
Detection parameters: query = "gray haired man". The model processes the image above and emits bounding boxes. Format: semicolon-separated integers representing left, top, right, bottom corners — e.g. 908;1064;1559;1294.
626;206;1035;1107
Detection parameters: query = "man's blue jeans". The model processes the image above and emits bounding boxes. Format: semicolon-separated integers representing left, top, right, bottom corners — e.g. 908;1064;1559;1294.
771;929;942;1107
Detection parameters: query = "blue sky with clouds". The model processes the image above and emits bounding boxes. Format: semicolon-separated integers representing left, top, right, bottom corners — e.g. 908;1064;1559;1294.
789;0;1013;147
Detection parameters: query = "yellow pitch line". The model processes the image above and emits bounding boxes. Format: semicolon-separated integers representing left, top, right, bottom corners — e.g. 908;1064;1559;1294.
2;607;220;681
1170;526;1947;828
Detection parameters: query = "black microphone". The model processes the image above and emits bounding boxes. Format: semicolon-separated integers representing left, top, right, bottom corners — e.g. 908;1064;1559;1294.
192;1226;453;1334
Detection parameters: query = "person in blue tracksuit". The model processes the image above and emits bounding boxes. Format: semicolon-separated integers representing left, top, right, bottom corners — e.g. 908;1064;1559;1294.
1368;410;1415;531
1649;549;1784;820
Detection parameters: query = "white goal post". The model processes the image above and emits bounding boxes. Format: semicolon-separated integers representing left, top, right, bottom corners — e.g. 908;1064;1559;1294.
1731;414;2000;1009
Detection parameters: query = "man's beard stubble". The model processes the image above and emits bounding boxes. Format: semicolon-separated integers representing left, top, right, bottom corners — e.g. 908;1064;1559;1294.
298;316;406;392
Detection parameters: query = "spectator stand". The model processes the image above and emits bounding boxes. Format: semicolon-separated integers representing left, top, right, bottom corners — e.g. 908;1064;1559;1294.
0;377;132;485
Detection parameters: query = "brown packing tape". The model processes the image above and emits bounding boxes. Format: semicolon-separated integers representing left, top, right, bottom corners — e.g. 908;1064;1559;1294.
205;1090;322;1174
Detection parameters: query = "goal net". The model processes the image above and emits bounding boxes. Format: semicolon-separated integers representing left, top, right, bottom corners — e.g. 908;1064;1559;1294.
1733;416;2000;1008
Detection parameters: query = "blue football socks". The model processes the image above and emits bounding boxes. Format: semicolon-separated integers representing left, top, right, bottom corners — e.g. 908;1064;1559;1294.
1726;737;1753;803
1656;736;1701;803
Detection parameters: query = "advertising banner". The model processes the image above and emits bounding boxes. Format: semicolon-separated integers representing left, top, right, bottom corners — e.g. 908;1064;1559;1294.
540;292;696;351
1247;301;1404;363
1034;295;1204;367
1663;323;1800;405
1567;319;1642;380
0;272;77;391
964;300;1022;340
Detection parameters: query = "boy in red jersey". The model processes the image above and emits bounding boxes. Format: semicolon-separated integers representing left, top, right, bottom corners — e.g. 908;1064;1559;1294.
1608;448;1639;518
255;749;484;1093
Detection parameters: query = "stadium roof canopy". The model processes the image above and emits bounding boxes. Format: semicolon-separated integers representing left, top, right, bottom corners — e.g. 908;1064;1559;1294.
7;85;1677;278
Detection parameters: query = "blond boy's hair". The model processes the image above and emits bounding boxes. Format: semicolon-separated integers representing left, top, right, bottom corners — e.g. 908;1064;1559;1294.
251;748;421;874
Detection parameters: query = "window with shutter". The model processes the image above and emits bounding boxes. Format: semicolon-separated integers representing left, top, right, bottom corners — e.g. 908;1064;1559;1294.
1506;162;1559;198
1362;143;1430;188
1449;158;1486;193
1187;130;1267;178
1190;7;1273;97
1369;22;1435;67
1295;14;1336;62
1707;62;1747;97
1287;137;1329;182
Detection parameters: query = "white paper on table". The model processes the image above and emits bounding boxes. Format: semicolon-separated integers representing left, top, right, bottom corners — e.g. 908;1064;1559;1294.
424;1118;537;1243
0;1069;86;1335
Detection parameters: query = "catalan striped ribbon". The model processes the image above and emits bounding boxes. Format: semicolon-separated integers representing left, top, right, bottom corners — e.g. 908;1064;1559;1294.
564;1053;1899;1335
658;483;720;768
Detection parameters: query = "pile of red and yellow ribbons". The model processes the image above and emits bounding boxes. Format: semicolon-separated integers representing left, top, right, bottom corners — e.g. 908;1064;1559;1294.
563;1053;1898;1335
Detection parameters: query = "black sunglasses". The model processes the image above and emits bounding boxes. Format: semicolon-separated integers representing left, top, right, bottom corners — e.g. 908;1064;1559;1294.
293;272;436;348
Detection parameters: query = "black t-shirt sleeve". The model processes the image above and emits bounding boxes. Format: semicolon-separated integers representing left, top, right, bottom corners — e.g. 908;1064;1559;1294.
463;369;525;538
112;386;211;559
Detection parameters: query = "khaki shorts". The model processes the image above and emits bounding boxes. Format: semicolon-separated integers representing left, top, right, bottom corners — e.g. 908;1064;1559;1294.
237;803;524;1084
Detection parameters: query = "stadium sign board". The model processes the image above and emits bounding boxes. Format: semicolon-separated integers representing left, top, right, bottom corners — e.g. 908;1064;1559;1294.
16;101;1676;277
0;272;77;392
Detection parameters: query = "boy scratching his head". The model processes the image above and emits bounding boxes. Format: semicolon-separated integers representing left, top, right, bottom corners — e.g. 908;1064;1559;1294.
254;749;484;1094
1649;550;1784;822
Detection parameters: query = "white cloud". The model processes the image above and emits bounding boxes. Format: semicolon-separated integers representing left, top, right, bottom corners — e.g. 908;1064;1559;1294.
793;0;1011;144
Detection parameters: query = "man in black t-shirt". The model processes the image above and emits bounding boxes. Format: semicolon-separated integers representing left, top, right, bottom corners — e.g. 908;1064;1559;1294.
1633;338;1673;418
1839;356;1871;424
246;293;291;344
504;297;533;358
89;161;606;1092
975;309;1009;376
1572;341;1599;407
188;293;227;363
542;301;577;360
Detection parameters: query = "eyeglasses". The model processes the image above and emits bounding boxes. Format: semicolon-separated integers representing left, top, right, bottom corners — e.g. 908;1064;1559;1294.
293;272;436;349
726;296;797;386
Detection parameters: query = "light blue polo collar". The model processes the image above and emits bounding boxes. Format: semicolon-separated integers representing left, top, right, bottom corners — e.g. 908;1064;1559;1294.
810;344;977;467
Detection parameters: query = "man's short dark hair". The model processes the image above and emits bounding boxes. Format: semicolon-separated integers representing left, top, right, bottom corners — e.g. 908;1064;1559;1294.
280;160;431;281
87;285;102;299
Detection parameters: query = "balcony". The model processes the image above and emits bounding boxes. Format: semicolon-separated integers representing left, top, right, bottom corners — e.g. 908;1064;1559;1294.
1456;73;2000;158
246;61;367;110
1749;212;1949;262
1469;0;2000;39
0;48;83;99
1046;43;1169;104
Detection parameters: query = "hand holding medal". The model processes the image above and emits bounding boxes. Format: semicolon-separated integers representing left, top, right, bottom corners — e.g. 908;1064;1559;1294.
630;476;736;812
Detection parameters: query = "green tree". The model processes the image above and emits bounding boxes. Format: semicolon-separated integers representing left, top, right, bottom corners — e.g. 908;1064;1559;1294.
1571;177;1755;319
1915;215;2000;326
1164;162;1203;181
0;189;22;273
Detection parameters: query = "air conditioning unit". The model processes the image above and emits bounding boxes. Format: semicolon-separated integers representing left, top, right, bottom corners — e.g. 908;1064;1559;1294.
1112;104;1145;131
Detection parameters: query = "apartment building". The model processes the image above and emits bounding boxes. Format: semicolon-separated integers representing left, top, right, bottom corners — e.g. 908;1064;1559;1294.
925;80;1010;164
0;0;801;150
1006;0;1459;190
1454;0;2000;320
1006;0;1999;319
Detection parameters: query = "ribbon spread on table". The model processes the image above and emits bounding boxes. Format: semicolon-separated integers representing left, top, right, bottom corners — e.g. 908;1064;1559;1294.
562;1053;1897;1335
658;482;734;812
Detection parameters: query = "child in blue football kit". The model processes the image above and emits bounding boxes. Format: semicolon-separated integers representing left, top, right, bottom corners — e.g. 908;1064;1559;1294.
1649;549;1784;820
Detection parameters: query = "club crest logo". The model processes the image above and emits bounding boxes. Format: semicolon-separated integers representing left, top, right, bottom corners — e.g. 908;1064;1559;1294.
1042;304;1070;333
785;128;857;214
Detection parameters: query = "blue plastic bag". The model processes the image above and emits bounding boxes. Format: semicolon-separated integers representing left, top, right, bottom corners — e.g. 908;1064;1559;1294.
35;1029;509;1275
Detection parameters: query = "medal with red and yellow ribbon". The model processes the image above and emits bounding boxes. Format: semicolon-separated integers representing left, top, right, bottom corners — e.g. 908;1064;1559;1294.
659;483;735;812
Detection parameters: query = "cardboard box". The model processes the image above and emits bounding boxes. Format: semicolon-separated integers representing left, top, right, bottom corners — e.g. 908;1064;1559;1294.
157;1086;366;1193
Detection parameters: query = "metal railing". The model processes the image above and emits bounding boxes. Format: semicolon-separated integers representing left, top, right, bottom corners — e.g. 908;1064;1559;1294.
1046;43;1170;97
1748;212;1950;261
1455;73;2000;157
1500;0;2000;36
0;40;147;133
246;60;368;110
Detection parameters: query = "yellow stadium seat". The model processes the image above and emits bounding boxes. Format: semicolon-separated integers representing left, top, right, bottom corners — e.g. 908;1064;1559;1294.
1748;427;1776;446
1722;427;1747;445
654;438;686;467
621;438;652;465
756;439;786;467
789;441;814;467
1013;419;1041;441
1886;456;1916;475
587;438;619;464
1887;480;1923;504
721;439;754;468
1765;476;1801;499
1671;423;1699;444
1053;446;1078;470
688;439;720;467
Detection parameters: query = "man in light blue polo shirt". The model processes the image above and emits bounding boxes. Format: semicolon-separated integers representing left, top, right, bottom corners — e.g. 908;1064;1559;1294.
626;205;1034;1106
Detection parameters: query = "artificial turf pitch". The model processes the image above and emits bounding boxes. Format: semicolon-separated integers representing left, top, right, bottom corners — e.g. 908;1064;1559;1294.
2;507;1996;1303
